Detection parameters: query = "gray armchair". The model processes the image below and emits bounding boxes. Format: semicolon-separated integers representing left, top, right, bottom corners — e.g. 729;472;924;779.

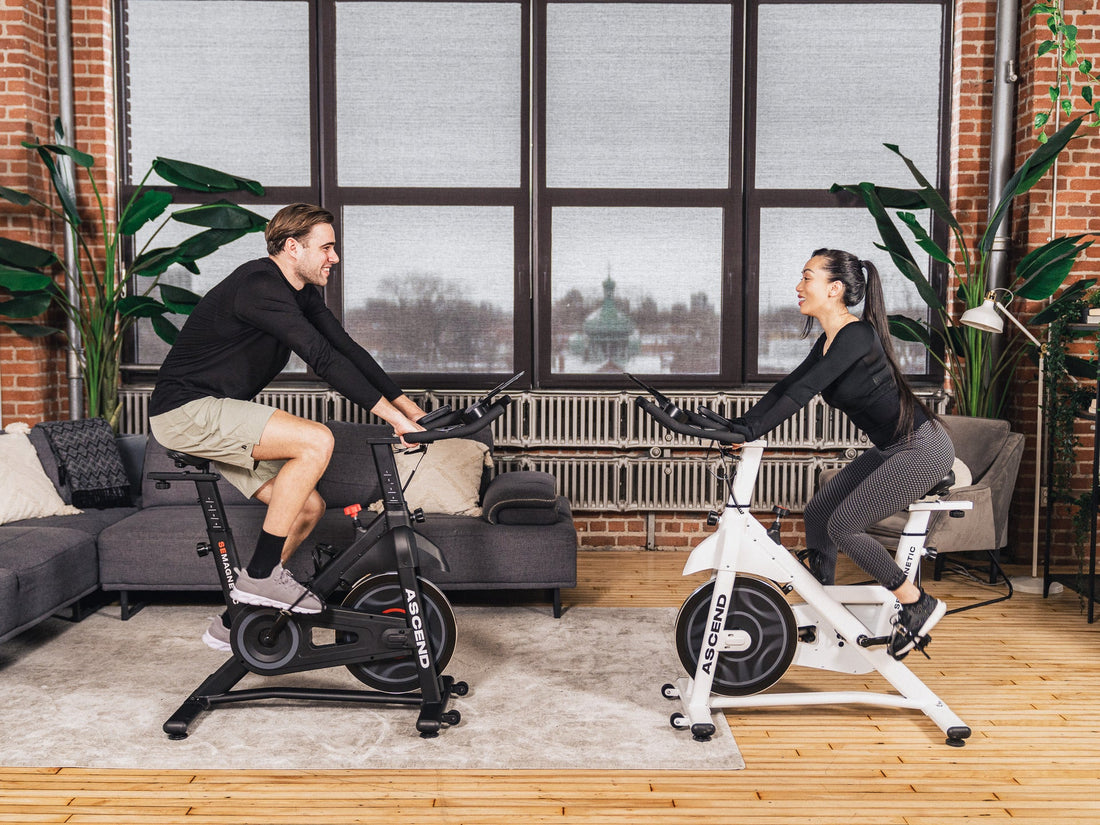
818;414;1025;605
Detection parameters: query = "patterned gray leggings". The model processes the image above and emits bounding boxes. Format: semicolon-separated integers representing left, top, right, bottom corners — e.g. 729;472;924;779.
804;420;955;590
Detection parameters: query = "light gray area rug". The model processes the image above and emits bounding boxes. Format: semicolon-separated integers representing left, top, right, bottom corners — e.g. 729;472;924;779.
0;605;742;770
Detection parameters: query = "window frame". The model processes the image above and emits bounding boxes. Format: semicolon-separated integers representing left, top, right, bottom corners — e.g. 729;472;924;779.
116;0;952;392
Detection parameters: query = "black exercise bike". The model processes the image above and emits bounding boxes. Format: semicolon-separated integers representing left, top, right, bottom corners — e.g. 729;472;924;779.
149;374;521;740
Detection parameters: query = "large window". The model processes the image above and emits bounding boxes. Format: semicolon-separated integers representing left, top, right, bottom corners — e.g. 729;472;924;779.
119;0;950;388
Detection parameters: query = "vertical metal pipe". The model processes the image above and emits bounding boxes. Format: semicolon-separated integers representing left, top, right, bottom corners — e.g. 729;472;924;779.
55;0;82;419
985;0;1018;297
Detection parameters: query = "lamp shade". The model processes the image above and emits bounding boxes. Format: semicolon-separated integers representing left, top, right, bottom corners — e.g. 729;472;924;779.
959;298;1004;333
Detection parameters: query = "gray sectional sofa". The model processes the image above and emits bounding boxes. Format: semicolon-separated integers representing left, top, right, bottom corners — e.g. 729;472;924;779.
0;421;577;643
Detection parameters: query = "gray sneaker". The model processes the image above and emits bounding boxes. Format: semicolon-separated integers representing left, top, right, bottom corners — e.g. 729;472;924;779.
889;590;946;659
202;616;231;652
230;565;324;613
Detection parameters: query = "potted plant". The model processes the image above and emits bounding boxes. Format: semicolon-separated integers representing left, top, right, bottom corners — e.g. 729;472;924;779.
0;122;267;427
830;116;1093;419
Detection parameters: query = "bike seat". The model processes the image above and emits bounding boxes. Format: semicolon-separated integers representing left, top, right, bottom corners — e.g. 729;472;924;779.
922;471;955;499
166;450;211;471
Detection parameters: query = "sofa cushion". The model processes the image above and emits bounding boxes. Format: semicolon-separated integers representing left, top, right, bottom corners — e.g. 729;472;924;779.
482;471;561;525
97;505;353;590
0;525;98;627
28;426;67;501
415;498;578;588
7;506;138;537
0;566;18;639
0;430;82;525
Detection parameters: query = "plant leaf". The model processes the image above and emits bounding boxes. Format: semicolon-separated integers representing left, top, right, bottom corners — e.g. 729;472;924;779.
151;314;180;345
0;186;33;206
0;267;54;292
118;295;167;318
0;291;53;318
118;190;174;236
896;211;952;264
981;117;1083;253
158;283;201;314
1014;235;1093;299
152;158;265;196
829;182;927;210
944;324;972;356
1030;278;1097;325
882;144;962;236
1;320;61;337
130;245;184;279
21;140;95;168
888;314;933;348
0;237;58;270
170;200;268;231
26;143;80;226
177;227;251;262
1066;354;1096;380
855;183;944;311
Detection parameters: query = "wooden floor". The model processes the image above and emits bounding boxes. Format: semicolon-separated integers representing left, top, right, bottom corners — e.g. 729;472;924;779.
2;550;1098;824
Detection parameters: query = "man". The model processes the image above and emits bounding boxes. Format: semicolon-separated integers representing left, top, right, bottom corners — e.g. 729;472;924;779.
149;203;425;650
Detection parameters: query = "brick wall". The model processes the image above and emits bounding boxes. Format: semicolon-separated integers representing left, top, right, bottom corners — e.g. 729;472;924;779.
1012;3;1100;565
0;0;113;426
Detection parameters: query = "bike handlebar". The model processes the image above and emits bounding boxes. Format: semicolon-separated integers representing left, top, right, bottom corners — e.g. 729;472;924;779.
403;396;510;444
635;396;744;445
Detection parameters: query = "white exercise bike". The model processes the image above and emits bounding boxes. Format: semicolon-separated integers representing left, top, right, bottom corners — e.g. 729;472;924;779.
633;383;972;748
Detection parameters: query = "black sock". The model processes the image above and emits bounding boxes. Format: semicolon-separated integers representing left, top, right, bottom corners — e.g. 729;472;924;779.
246;530;286;578
220;609;231;629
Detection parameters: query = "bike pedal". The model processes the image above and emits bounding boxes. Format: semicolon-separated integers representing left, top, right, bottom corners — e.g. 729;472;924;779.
913;633;933;659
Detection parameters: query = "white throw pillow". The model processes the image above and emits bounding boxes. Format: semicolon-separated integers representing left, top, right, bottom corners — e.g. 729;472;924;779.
0;429;82;524
369;438;492;517
949;457;973;489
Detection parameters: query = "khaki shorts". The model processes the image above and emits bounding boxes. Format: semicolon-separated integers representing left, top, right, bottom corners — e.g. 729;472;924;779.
149;397;285;498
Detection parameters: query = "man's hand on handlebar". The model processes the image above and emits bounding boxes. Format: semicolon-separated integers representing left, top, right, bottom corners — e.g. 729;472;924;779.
392;415;426;449
394;394;428;424
371;397;425;448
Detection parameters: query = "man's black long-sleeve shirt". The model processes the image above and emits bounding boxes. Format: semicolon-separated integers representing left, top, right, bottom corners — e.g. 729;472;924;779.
149;258;401;416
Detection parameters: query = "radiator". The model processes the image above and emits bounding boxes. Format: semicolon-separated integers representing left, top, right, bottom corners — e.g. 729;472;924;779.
119;385;948;512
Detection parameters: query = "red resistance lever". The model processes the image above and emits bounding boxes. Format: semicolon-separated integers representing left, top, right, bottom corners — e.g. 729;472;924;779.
343;503;362;518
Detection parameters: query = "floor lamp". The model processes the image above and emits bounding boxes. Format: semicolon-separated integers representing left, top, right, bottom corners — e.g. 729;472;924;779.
960;290;1065;594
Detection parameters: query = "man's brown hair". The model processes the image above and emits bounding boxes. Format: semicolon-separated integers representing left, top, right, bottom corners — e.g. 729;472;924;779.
264;203;336;255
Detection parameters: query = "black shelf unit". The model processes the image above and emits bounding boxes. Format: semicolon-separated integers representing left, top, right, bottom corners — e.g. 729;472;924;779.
1043;323;1099;622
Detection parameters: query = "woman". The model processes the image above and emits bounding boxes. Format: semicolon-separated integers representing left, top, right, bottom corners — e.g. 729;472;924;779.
730;249;953;659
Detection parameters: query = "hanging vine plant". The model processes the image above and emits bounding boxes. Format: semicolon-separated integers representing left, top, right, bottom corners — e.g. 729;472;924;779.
1033;291;1098;601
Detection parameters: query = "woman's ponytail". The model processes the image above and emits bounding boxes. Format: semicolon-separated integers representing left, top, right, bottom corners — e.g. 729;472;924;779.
811;249;939;439
860;259;938;437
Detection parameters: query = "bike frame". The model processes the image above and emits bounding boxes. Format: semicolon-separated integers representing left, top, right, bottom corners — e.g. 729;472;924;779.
149;436;459;740
672;439;973;745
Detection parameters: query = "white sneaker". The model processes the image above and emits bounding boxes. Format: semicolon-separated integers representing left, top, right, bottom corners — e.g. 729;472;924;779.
202;616;232;652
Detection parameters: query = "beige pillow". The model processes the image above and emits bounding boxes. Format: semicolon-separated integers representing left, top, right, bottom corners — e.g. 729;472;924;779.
369;438;492;516
949;458;973;489
0;427;82;524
